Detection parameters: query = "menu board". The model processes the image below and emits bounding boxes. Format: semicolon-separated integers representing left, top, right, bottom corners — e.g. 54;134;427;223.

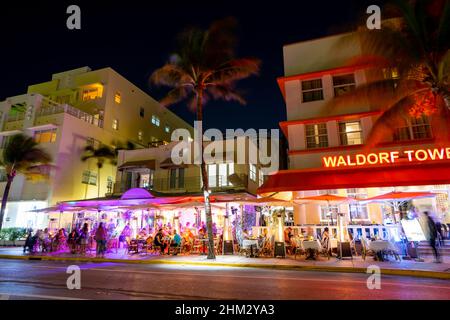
401;219;427;242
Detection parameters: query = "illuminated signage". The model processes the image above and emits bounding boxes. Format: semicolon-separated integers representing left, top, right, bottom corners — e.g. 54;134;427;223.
322;147;450;168
401;219;427;242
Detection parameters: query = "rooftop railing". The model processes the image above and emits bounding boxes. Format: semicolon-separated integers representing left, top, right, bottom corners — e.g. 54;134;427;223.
36;97;104;128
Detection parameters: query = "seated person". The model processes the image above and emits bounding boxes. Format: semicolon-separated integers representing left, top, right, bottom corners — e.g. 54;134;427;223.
153;229;167;254
23;231;36;253
321;227;330;250
170;230;182;255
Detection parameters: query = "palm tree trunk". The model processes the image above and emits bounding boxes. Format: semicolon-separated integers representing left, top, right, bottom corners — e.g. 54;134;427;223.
0;174;14;232
197;86;216;259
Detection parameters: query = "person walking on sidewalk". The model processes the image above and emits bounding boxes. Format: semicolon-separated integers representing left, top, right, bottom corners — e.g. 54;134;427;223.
424;211;441;263
95;222;107;258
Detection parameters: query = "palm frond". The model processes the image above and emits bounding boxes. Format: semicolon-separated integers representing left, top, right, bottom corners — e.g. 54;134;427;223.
365;94;416;148
324;79;425;115
437;0;450;52
159;86;193;107
207;84;246;105
150;64;194;87
205;58;261;84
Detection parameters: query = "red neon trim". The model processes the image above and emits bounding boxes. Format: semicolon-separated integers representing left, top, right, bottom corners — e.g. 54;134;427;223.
257;161;450;194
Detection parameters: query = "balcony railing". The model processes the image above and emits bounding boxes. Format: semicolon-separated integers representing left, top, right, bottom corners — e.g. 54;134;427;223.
36;97;103;128
115;174;248;194
5;112;25;122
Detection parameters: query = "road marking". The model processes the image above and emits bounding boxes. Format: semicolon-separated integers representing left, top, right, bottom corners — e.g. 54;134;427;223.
0;292;85;300
4;263;449;291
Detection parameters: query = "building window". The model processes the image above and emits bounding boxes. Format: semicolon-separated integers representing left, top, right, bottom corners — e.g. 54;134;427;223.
382;67;399;80
139;172;153;189
333;74;356;97
86;137;100;149
301;79;323;102
347;188;369;220
393;115;432;141
169;168;185;189
318;189;338;195
151;115;160;127
208;163;235;187
258;171;264;187
164;125;170;133
139;107;145;118
107;176;113;193
305;123;328;149
138;130;143;141
339;121;363;145
114;92;121;104
1;136;11;148
34;129;57;143
112;119;119;130
320;205;339;221
249;164;257;182
82;88;100;101
82;170;97;186
0;168;7;182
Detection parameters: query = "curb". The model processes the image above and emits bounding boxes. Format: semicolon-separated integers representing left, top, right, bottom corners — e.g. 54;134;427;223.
0;254;449;280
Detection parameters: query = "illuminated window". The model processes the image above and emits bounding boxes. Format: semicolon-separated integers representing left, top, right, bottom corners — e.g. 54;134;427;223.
114;92;121;104
333;74;355;97
164;125;170;133
339;121;363;145
301;79;323;102
347;188;369;220
249;164;257;182
82;170;97;185
138;130;143;141
393;115;432;141
34;129;57;143
151;115;160;127
208;163;235;187
305;123;328;149
382;67;400;80
82;88;100;101
320;205;339;221
112;119;119;130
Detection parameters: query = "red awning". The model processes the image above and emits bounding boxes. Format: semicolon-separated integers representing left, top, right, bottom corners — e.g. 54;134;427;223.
257;161;450;194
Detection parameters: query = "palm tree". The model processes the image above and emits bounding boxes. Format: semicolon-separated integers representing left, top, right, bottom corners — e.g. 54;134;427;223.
81;141;135;199
150;18;260;259
328;0;449;147
81;144;116;198
0;134;52;231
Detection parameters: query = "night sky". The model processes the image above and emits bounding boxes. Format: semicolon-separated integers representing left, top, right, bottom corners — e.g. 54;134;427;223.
1;0;387;131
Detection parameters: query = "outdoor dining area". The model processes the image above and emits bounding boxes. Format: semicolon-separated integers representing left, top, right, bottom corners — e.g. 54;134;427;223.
22;188;442;262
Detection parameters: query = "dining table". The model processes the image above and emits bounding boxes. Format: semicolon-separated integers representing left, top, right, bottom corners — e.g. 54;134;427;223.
242;239;259;258
302;240;321;260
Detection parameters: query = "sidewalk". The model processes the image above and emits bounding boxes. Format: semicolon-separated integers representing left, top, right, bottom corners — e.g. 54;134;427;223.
0;247;449;279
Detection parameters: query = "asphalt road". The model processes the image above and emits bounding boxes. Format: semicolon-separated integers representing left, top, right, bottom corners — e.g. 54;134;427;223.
0;259;449;300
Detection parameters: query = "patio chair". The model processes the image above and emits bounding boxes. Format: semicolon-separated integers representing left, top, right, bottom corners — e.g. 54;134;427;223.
127;239;139;254
361;238;374;260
